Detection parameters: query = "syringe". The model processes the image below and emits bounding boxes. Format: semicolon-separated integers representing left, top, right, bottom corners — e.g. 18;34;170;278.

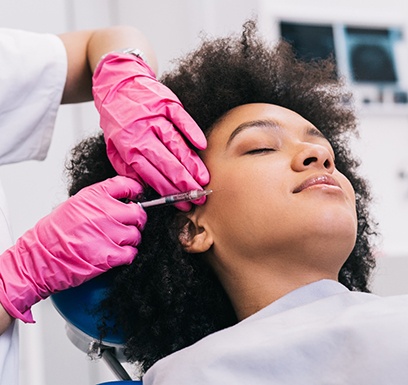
137;189;212;209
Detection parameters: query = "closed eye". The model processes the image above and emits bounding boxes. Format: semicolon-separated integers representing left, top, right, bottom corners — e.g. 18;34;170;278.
245;148;276;155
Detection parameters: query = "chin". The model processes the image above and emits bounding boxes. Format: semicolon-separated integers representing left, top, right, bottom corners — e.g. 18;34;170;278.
316;205;357;234
303;211;357;256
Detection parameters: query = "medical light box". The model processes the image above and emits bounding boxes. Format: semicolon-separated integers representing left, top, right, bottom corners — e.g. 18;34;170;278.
279;20;408;112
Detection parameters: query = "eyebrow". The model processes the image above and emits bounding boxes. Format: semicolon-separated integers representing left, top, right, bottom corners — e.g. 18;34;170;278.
226;119;281;148
226;119;327;148
305;126;327;140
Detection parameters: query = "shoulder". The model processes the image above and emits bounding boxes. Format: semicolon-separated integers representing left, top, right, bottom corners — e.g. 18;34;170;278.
0;28;66;89
143;285;408;384
0;28;65;62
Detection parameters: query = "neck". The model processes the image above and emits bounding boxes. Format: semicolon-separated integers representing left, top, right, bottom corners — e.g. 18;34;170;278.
210;255;338;321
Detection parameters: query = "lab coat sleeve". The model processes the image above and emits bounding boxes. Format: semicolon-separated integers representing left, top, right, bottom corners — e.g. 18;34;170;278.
0;28;67;165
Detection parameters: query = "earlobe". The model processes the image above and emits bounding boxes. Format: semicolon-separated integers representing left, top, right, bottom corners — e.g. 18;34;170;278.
178;215;213;254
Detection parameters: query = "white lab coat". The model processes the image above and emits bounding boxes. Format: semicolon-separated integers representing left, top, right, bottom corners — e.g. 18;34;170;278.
144;279;408;385
0;28;66;385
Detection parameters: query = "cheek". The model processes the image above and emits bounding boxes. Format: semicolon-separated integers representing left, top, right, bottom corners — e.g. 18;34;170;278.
338;174;357;213
346;182;356;204
204;163;285;239
207;161;282;210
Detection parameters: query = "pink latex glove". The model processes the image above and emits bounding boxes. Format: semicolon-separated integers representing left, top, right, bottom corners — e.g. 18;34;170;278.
93;52;210;211
0;176;146;323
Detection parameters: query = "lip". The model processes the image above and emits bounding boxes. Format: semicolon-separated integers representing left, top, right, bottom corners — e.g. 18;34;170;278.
293;174;341;194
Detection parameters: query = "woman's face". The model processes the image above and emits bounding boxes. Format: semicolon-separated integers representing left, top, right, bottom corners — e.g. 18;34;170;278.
195;103;357;274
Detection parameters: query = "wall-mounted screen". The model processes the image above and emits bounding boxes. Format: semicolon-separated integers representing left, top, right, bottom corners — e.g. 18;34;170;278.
279;20;407;108
345;27;399;84
280;21;336;63
279;21;402;86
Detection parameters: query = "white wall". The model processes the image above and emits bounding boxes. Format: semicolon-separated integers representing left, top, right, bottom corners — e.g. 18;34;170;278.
0;1;407;384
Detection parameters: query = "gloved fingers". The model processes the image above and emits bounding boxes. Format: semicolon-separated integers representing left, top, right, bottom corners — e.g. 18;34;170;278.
134;160;195;211
103;147;171;193
116;224;143;248
105;151;144;184
76;176;148;225
163;103;208;151
152;121;210;187
108;245;139;267
126;151;205;211
124;129;208;192
94;196;147;227
122;82;207;151
108;129;207;193
104;220;143;249
134;80;208;151
104;145;194;210
118;201;147;228
97;175;145;201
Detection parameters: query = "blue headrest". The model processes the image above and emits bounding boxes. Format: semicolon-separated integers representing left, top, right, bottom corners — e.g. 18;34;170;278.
96;381;143;385
51;270;125;345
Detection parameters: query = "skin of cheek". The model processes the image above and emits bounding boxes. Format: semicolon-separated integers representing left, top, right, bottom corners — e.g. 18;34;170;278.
202;159;292;258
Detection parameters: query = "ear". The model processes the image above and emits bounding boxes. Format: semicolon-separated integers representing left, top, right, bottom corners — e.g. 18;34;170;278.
177;213;213;254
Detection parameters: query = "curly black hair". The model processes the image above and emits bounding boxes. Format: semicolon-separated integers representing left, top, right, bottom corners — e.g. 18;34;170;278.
66;20;377;375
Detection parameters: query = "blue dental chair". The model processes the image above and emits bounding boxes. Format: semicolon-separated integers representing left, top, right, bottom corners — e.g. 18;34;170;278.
51;270;141;385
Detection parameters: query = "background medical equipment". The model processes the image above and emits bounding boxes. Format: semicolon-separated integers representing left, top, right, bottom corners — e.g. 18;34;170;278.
278;20;407;109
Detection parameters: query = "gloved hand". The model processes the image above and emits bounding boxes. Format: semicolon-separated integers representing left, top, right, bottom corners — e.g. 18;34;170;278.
0;176;146;323
92;52;210;211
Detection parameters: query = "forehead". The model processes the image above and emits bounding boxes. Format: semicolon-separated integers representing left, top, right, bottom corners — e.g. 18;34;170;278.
208;103;316;142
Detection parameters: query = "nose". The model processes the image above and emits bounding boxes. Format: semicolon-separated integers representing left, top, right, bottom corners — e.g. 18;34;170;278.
291;143;335;173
